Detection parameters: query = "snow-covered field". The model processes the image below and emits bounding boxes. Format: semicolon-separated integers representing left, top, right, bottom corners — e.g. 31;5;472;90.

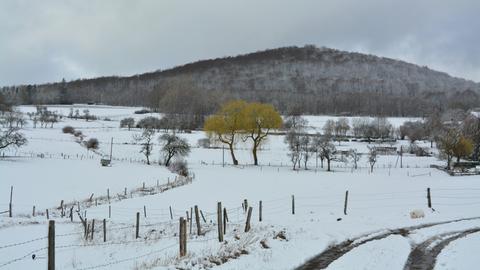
1;105;479;270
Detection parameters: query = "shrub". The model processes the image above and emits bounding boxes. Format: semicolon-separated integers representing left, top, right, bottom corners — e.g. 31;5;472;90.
73;130;83;137
85;138;99;150
197;138;211;148
168;160;189;177
62;126;75;134
134;109;151;114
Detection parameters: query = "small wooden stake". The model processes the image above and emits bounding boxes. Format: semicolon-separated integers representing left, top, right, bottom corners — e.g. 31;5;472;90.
200;210;207;223
144;205;147;218
427;188;432;208
169;206;173;220
108;205;111;219
344;190;349;215
259;200;263;222
46;209;49;220
291;195;295;215
103;219;107;242
245;207;253;232
32;206;36;217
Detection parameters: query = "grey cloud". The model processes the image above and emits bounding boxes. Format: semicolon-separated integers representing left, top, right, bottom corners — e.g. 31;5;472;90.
0;0;479;85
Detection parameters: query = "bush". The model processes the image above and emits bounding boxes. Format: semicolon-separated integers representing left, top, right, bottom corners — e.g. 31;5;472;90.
73;130;83;137
120;117;135;130
85;138;99;150
168;160;189;177
134;109;151;114
197;138;211;148
62;126;75;134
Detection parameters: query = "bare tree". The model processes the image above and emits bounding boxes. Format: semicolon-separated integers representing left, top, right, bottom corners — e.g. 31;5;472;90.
120;117;135;130
159;133;191;167
0;126;27;151
133;128;155;165
368;147;378;173
348;148;361;170
313;134;336;172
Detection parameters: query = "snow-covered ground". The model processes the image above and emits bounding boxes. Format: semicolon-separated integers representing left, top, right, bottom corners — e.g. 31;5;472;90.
1;105;479;270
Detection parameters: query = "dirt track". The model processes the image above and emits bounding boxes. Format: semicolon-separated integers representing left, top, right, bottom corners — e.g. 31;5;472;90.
295;217;480;270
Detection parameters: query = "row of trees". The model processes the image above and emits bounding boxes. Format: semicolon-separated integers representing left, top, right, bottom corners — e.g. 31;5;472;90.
121;114;201;133
284;115;377;171
204;100;282;165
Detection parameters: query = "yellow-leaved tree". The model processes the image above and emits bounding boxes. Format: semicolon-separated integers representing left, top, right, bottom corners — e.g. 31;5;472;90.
242;102;283;165
204;100;247;165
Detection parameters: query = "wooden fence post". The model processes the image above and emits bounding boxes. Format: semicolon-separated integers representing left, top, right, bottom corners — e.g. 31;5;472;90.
169;206;173;220
144;206;147;218
48;220;55;270
85;222;90;240
189;207;193;235
179;217;187;257
32;206;36;217
70;207;73;222
136;212;140;239
259;200;263;222
60;200;64;217
107;188;110;202
103;219;106;242
109;205;111;219
223;208;228;234
91;219;95;240
194;205;201;235
9;186;13;218
217;202;223;242
243;199;248;213
46;209;49;220
245;207;253;232
344;190;349;215
291;195;295;215
200;210;206;223
427;188;432;208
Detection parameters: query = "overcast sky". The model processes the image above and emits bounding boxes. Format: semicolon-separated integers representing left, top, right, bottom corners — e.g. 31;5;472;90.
1;0;479;85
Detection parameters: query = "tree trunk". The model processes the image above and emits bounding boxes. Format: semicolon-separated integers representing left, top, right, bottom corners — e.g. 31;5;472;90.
228;143;238;165
252;142;259;166
327;159;331;171
165;155;173;167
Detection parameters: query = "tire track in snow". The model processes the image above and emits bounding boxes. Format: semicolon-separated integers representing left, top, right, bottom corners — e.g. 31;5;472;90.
403;228;480;270
295;216;480;270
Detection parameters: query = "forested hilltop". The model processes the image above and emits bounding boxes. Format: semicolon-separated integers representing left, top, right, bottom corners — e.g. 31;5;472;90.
2;45;479;116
